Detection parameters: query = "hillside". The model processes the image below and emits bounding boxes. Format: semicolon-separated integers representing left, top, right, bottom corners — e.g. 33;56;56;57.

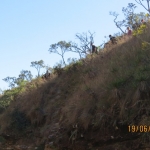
0;25;150;150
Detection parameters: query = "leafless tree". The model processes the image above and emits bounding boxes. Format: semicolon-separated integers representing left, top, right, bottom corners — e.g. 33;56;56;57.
70;31;95;58
110;12;126;34
135;0;150;13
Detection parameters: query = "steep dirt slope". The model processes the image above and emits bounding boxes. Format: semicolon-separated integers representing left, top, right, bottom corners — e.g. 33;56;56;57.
1;25;150;150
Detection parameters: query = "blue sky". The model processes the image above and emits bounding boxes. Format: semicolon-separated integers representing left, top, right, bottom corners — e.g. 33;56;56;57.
0;0;147;90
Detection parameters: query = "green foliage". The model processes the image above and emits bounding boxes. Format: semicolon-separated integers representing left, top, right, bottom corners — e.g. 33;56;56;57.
142;41;150;50
129;12;149;28
18;70;33;81
111;2;149;33
2;77;17;88
0;80;27;109
49;41;72;66
53;63;64;76
146;13;150;17
0;89;18;109
30;60;45;77
72;60;83;70
65;58;83;73
3;70;32;89
67;58;77;65
77;60;83;66
122;3;137;27
133;24;147;36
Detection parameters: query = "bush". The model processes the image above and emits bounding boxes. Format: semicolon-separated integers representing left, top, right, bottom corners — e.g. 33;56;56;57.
53;65;64;76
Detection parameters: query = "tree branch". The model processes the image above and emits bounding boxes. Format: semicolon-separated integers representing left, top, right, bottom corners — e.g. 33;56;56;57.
135;0;150;13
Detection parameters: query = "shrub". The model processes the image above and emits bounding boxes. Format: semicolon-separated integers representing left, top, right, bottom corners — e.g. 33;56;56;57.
53;63;64;76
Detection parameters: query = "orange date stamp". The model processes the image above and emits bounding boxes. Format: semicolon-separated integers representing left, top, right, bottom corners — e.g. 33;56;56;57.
128;125;150;132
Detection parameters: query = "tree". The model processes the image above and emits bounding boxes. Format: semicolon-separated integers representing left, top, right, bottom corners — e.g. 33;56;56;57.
135;0;150;13
30;60;45;77
110;12;126;34
67;57;77;64
49;41;71;66
110;3;150;33
110;3;137;33
70;31;95;58
53;60;64;76
3;70;33;88
3;77;17;88
18;70;33;81
122;3;137;28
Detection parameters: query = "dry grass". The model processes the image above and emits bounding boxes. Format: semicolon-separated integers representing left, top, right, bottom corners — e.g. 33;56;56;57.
1;24;150;148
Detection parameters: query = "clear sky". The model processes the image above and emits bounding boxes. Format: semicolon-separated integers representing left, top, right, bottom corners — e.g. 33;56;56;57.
0;0;147;90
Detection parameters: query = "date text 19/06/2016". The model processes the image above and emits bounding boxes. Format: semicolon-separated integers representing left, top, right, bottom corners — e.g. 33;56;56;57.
128;125;150;132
